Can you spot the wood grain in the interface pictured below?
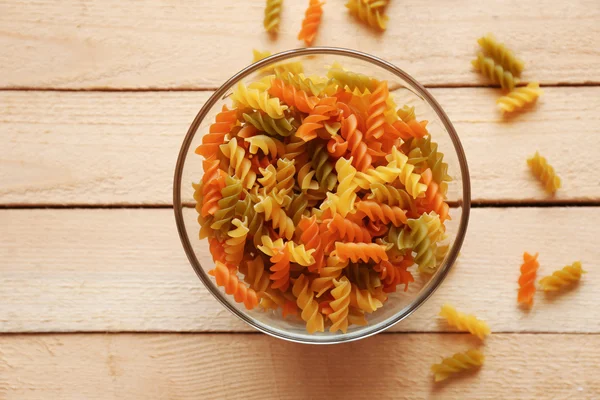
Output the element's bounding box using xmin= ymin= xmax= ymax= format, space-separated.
xmin=0 ymin=333 xmax=598 ymax=399
xmin=0 ymin=0 xmax=598 ymax=89
xmin=1 ymin=207 xmax=597 ymax=333
xmin=2 ymin=87 xmax=599 ymax=205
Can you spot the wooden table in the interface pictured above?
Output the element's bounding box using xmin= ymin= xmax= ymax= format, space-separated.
xmin=1 ymin=1 xmax=599 ymax=398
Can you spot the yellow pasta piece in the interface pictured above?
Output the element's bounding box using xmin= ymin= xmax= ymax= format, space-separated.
xmin=497 ymin=82 xmax=543 ymax=114
xmin=431 ymin=349 xmax=485 ymax=382
xmin=439 ymin=304 xmax=491 ymax=340
xmin=539 ymin=262 xmax=586 ymax=291
xmin=527 ymin=151 xmax=561 ymax=194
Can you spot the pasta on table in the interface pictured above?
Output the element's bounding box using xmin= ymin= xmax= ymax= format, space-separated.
xmin=193 ymin=62 xmax=454 ymax=334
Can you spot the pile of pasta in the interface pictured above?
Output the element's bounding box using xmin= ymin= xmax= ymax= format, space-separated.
xmin=193 ymin=63 xmax=452 ymax=334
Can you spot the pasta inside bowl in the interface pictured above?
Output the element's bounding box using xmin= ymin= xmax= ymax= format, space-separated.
xmin=174 ymin=47 xmax=470 ymax=344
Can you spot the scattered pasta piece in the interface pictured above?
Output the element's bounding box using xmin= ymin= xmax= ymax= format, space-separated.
xmin=471 ymin=52 xmax=519 ymax=90
xmin=439 ymin=304 xmax=491 ymax=340
xmin=497 ymin=82 xmax=543 ymax=114
xmin=298 ymin=0 xmax=324 ymax=46
xmin=346 ymin=0 xmax=388 ymax=31
xmin=539 ymin=262 xmax=586 ymax=292
xmin=527 ymin=151 xmax=561 ymax=194
xmin=264 ymin=0 xmax=283 ymax=33
xmin=431 ymin=349 xmax=485 ymax=382
xmin=477 ymin=33 xmax=524 ymax=77
xmin=517 ymin=252 xmax=539 ymax=307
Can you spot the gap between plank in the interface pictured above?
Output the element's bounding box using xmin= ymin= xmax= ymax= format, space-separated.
xmin=0 ymin=82 xmax=598 ymax=92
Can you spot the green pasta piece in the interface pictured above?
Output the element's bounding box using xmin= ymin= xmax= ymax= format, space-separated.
xmin=396 ymin=105 xmax=416 ymax=122
xmin=310 ymin=142 xmax=337 ymax=191
xmin=345 ymin=263 xmax=382 ymax=292
xmin=243 ymin=111 xmax=296 ymax=137
xmin=407 ymin=136 xmax=452 ymax=185
xmin=286 ymin=192 xmax=309 ymax=226
xmin=327 ymin=62 xmax=379 ymax=92
xmin=210 ymin=176 xmax=243 ymax=234
xmin=235 ymin=193 xmax=266 ymax=248
xmin=407 ymin=216 xmax=437 ymax=274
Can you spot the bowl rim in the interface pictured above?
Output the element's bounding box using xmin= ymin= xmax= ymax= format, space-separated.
xmin=173 ymin=46 xmax=471 ymax=344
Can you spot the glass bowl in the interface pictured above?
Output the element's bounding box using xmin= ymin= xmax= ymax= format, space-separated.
xmin=173 ymin=47 xmax=470 ymax=344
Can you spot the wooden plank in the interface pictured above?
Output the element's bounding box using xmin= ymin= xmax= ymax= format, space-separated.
xmin=1 ymin=207 xmax=597 ymax=333
xmin=0 ymin=0 xmax=598 ymax=89
xmin=1 ymin=87 xmax=599 ymax=205
xmin=0 ymin=333 xmax=598 ymax=399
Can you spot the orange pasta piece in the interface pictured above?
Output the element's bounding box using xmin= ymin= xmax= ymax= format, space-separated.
xmin=297 ymin=0 xmax=324 ymax=46
xmin=518 ymin=252 xmax=539 ymax=307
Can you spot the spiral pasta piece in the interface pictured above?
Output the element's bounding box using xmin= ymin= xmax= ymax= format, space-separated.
xmin=386 ymin=225 xmax=413 ymax=255
xmin=345 ymin=0 xmax=388 ymax=31
xmin=353 ymin=164 xmax=401 ymax=189
xmin=325 ymin=213 xmax=371 ymax=243
xmin=287 ymin=193 xmax=309 ymax=225
xmin=365 ymin=81 xmax=389 ymax=140
xmin=518 ymin=252 xmax=539 ymax=307
xmin=270 ymin=243 xmax=291 ymax=291
xmin=406 ymin=136 xmax=452 ymax=186
xmin=200 ymin=172 xmax=226 ymax=218
xmin=407 ymin=215 xmax=436 ymax=273
xmin=539 ymin=262 xmax=586 ymax=291
xmin=210 ymin=176 xmax=243 ymax=234
xmin=374 ymin=257 xmax=415 ymax=293
xmin=328 ymin=157 xmax=359 ymax=217
xmin=326 ymin=62 xmax=377 ymax=92
xmin=243 ymin=111 xmax=297 ymax=137
xmin=293 ymin=274 xmax=325 ymax=333
xmin=420 ymin=168 xmax=450 ymax=222
xmin=329 ymin=277 xmax=351 ymax=333
xmin=472 ymin=52 xmax=519 ymax=90
xmin=357 ymin=201 xmax=408 ymax=227
xmin=311 ymin=253 xmax=348 ymax=297
xmin=311 ymin=142 xmax=338 ymax=191
xmin=297 ymin=0 xmax=324 ymax=46
xmin=258 ymin=236 xmax=316 ymax=267
xmin=345 ymin=264 xmax=382 ymax=293
xmin=386 ymin=147 xmax=427 ymax=199
xmin=219 ymin=138 xmax=257 ymax=189
xmin=224 ymin=218 xmax=249 ymax=266
xmin=274 ymin=158 xmax=296 ymax=199
xmin=439 ymin=304 xmax=491 ymax=340
xmin=231 ymin=82 xmax=287 ymax=119
xmin=269 ymin=78 xmax=319 ymax=114
xmin=497 ymin=82 xmax=543 ymax=114
xmin=296 ymin=97 xmax=338 ymax=142
xmin=254 ymin=195 xmax=295 ymax=239
xmin=195 ymin=105 xmax=238 ymax=160
xmin=277 ymin=71 xmax=327 ymax=96
xmin=252 ymin=49 xmax=271 ymax=63
xmin=263 ymin=0 xmax=283 ymax=33
xmin=350 ymin=282 xmax=383 ymax=313
xmin=244 ymin=135 xmax=286 ymax=159
xmin=431 ymin=349 xmax=485 ymax=382
xmin=477 ymin=33 xmax=524 ymax=77
xmin=527 ymin=151 xmax=561 ymax=194
xmin=396 ymin=105 xmax=416 ymax=122
xmin=297 ymin=215 xmax=325 ymax=272
xmin=367 ymin=183 xmax=416 ymax=213
xmin=335 ymin=242 xmax=389 ymax=263
xmin=341 ymin=114 xmax=372 ymax=172
xmin=240 ymin=255 xmax=271 ymax=293
xmin=209 ymin=261 xmax=259 ymax=310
